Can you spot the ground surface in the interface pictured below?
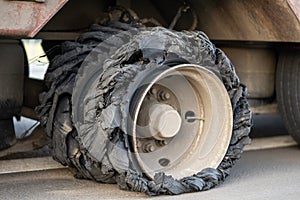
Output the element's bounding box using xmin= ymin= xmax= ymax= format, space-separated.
xmin=0 ymin=113 xmax=298 ymax=199
xmin=0 ymin=146 xmax=300 ymax=200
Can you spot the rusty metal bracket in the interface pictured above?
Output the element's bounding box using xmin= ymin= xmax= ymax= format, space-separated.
xmin=288 ymin=0 xmax=300 ymax=23
xmin=0 ymin=0 xmax=68 ymax=38
xmin=8 ymin=0 xmax=46 ymax=3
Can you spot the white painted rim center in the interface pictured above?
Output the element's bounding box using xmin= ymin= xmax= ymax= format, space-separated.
xmin=149 ymin=103 xmax=182 ymax=139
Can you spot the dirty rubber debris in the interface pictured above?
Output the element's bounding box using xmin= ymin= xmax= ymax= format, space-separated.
xmin=37 ymin=14 xmax=252 ymax=195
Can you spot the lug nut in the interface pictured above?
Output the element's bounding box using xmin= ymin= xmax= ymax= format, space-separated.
xmin=143 ymin=142 xmax=155 ymax=153
xmin=150 ymin=88 xmax=157 ymax=95
xmin=136 ymin=140 xmax=142 ymax=148
xmin=159 ymin=91 xmax=171 ymax=101
xmin=156 ymin=140 xmax=168 ymax=146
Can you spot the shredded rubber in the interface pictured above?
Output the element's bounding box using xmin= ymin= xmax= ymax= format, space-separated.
xmin=37 ymin=18 xmax=252 ymax=195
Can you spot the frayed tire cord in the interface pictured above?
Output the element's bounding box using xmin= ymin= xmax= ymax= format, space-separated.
xmin=37 ymin=22 xmax=252 ymax=195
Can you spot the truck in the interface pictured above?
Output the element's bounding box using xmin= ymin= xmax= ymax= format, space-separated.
xmin=0 ymin=0 xmax=299 ymax=195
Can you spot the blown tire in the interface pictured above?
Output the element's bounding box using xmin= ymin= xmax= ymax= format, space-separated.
xmin=38 ymin=23 xmax=252 ymax=195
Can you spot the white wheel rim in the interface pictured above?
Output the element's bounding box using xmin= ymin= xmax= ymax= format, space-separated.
xmin=131 ymin=64 xmax=233 ymax=179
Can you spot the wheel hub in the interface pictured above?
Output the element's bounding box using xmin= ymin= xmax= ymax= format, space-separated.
xmin=138 ymin=99 xmax=182 ymax=140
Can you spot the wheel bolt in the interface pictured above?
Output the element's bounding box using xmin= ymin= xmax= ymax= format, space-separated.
xmin=143 ymin=142 xmax=155 ymax=153
xmin=156 ymin=140 xmax=168 ymax=146
xmin=150 ymin=88 xmax=157 ymax=95
xmin=136 ymin=140 xmax=142 ymax=148
xmin=159 ymin=91 xmax=170 ymax=101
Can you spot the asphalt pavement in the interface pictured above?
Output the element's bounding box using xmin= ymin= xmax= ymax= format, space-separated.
xmin=1 ymin=146 xmax=300 ymax=200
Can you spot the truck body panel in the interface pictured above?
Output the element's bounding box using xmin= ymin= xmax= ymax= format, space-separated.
xmin=192 ymin=0 xmax=300 ymax=42
xmin=0 ymin=0 xmax=68 ymax=38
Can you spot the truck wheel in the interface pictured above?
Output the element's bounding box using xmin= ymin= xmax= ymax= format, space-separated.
xmin=0 ymin=119 xmax=16 ymax=150
xmin=37 ymin=23 xmax=252 ymax=195
xmin=0 ymin=41 xmax=25 ymax=150
xmin=276 ymin=51 xmax=300 ymax=145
